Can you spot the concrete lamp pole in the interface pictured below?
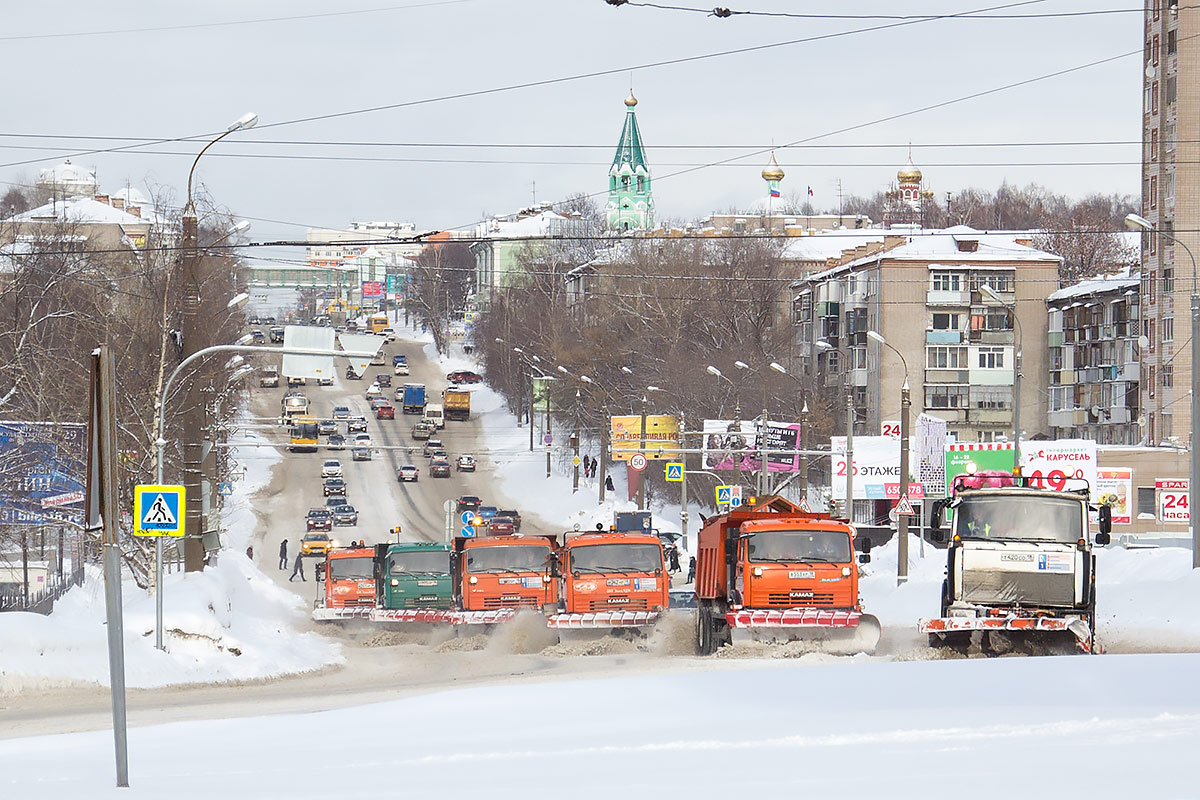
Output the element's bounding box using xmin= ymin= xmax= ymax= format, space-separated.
xmin=979 ymin=284 xmax=1023 ymax=474
xmin=769 ymin=360 xmax=809 ymax=497
xmin=815 ymin=340 xmax=852 ymax=516
xmin=707 ymin=365 xmax=746 ymax=493
xmin=1126 ymin=212 xmax=1200 ymax=569
xmin=867 ymin=330 xmax=911 ymax=585
xmin=179 ymin=112 xmax=257 ymax=575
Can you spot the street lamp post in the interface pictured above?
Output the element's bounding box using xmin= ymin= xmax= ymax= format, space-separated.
xmin=1126 ymin=212 xmax=1200 ymax=568
xmin=979 ymin=284 xmax=1023 ymax=473
xmin=867 ymin=330 xmax=912 ymax=585
xmin=707 ymin=365 xmax=747 ymax=493
xmin=179 ymin=112 xmax=257 ymax=574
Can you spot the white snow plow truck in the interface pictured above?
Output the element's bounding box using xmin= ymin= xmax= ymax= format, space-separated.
xmin=920 ymin=471 xmax=1111 ymax=655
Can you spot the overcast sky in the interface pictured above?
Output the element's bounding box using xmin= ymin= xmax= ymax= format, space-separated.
xmin=0 ymin=0 xmax=1139 ymax=241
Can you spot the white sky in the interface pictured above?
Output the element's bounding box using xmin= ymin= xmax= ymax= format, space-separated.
xmin=0 ymin=0 xmax=1140 ymax=239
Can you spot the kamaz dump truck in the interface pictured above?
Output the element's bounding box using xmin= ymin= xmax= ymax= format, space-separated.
xmin=694 ymin=496 xmax=878 ymax=655
xmin=452 ymin=532 xmax=558 ymax=625
xmin=547 ymin=529 xmax=669 ymax=634
xmin=370 ymin=542 xmax=456 ymax=624
xmin=312 ymin=546 xmax=376 ymax=621
xmin=443 ymin=389 xmax=471 ymax=422
xmin=920 ymin=471 xmax=1111 ymax=654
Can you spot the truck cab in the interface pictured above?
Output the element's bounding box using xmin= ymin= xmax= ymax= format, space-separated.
xmin=922 ymin=472 xmax=1110 ymax=653
xmin=374 ymin=542 xmax=454 ymax=614
xmin=312 ymin=547 xmax=376 ymax=620
xmin=453 ymin=533 xmax=558 ymax=617
xmin=549 ymin=530 xmax=668 ymax=632
xmin=694 ymin=496 xmax=878 ymax=655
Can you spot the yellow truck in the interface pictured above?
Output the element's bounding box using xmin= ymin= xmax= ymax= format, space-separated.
xmin=444 ymin=389 xmax=470 ymax=422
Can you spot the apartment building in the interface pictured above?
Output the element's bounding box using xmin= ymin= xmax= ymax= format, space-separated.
xmin=792 ymin=226 xmax=1060 ymax=442
xmin=1046 ymin=275 xmax=1142 ymax=444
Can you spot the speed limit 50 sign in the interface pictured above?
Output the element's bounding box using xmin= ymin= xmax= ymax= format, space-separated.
xmin=629 ymin=453 xmax=648 ymax=472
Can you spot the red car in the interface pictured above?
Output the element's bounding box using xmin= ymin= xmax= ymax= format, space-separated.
xmin=446 ymin=370 xmax=483 ymax=384
xmin=376 ymin=404 xmax=395 ymax=420
xmin=487 ymin=516 xmax=516 ymax=535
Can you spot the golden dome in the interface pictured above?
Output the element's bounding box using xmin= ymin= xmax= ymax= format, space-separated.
xmin=898 ymin=157 xmax=922 ymax=184
xmin=625 ymin=90 xmax=638 ymax=108
xmin=762 ymin=151 xmax=785 ymax=182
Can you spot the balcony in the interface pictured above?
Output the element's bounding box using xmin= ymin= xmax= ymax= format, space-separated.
xmin=926 ymin=330 xmax=962 ymax=345
xmin=816 ymin=301 xmax=840 ymax=317
xmin=972 ymin=409 xmax=1013 ymax=425
xmin=927 ymin=290 xmax=971 ymax=306
xmin=926 ymin=369 xmax=969 ymax=384
xmin=973 ymin=330 xmax=1015 ymax=346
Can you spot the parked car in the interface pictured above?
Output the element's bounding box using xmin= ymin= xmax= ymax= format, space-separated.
xmin=331 ymin=504 xmax=358 ymax=526
xmin=331 ymin=406 xmax=351 ymax=420
xmin=487 ymin=515 xmax=515 ymax=535
xmin=320 ymin=459 xmax=343 ymax=478
xmin=354 ymin=433 xmax=372 ymax=448
xmin=423 ymin=438 xmax=444 ymax=458
xmin=306 ymin=508 xmax=333 ymax=532
xmin=347 ymin=417 xmax=368 ymax=433
xmin=397 ymin=464 xmax=419 ymax=482
xmin=326 ymin=433 xmax=346 ymax=450
xmin=477 ymin=505 xmax=499 ymax=520
xmin=322 ymin=477 xmax=347 ymax=497
xmin=375 ymin=374 xmax=392 ymax=388
xmin=430 ymin=457 xmax=452 ymax=478
xmin=456 ymin=454 xmax=476 ymax=472
xmin=446 ymin=370 xmax=483 ymax=384
xmin=317 ymin=420 xmax=338 ymax=436
xmin=456 ymin=495 xmax=482 ymax=514
xmin=376 ymin=404 xmax=395 ymax=420
xmin=352 ymin=447 xmax=372 ymax=462
xmin=300 ymin=532 xmax=332 ymax=556
xmin=498 ymin=509 xmax=522 ymax=532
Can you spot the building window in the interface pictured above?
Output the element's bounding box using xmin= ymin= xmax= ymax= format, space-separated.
xmin=932 ymin=312 xmax=961 ymax=330
xmin=981 ymin=310 xmax=1013 ymax=331
xmin=1169 ymin=28 xmax=1177 ymax=54
xmin=970 ymin=272 xmax=1015 ymax=293
xmin=1149 ymin=365 xmax=1157 ymax=398
xmin=1153 ymin=34 xmax=1160 ymax=65
xmin=1151 ymin=128 xmax=1159 ymax=161
xmin=926 ymin=346 xmax=967 ymax=369
xmin=1165 ymin=75 xmax=1177 ymax=104
xmin=1149 ymin=270 xmax=1157 ymax=304
xmin=1163 ymin=268 xmax=1174 ymax=294
xmin=1166 ymin=119 xmax=1177 ymax=152
xmin=1153 ymin=0 xmax=1160 ymax=21
xmin=1137 ymin=487 xmax=1156 ymax=517
xmin=1163 ymin=316 xmax=1174 ymax=341
xmin=925 ymin=385 xmax=967 ymax=409
xmin=1150 ymin=175 xmax=1158 ymax=209
xmin=637 ymin=175 xmax=644 ymax=192
xmin=977 ymin=347 xmax=1005 ymax=369
xmin=1163 ymin=365 xmax=1174 ymax=387
xmin=622 ymin=175 xmax=630 ymax=189
xmin=1165 ymin=172 xmax=1175 ymax=203
xmin=972 ymin=386 xmax=1012 ymax=410
xmin=852 ymin=347 xmax=868 ymax=370
xmin=825 ymin=351 xmax=840 ymax=372
xmin=931 ymin=272 xmax=962 ymax=291
xmin=1152 ymin=81 xmax=1159 ymax=115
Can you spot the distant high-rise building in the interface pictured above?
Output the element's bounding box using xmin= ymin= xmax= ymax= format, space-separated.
xmin=605 ymin=91 xmax=654 ymax=231
xmin=1141 ymin=2 xmax=1193 ymax=446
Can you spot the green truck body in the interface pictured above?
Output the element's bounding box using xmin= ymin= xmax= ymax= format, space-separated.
xmin=374 ymin=542 xmax=454 ymax=610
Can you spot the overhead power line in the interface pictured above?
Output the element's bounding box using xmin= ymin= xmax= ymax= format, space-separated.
xmin=608 ymin=0 xmax=1192 ymax=22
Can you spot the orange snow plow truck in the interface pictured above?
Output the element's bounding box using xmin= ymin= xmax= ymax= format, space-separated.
xmin=547 ymin=528 xmax=669 ymax=632
xmin=694 ymin=496 xmax=879 ymax=655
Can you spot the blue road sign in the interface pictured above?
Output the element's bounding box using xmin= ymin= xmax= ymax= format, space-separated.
xmin=461 ymin=511 xmax=475 ymax=524
xmin=460 ymin=526 xmax=475 ymax=538
xmin=716 ymin=485 xmax=733 ymax=505
xmin=665 ymin=463 xmax=683 ymax=482
xmin=543 ymin=433 xmax=553 ymax=445
xmin=218 ymin=482 xmax=233 ymax=496
xmin=730 ymin=495 xmax=743 ymax=508
xmin=134 ymin=485 xmax=185 ymax=537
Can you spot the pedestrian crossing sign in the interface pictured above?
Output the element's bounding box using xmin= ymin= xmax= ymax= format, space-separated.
xmin=665 ymin=463 xmax=684 ymax=482
xmin=716 ymin=485 xmax=733 ymax=505
xmin=134 ymin=485 xmax=186 ymax=537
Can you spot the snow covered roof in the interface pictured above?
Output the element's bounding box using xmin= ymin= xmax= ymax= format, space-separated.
xmin=1047 ymin=272 xmax=1140 ymax=303
xmin=16 ymin=197 xmax=150 ymax=227
xmin=476 ymin=209 xmax=574 ymax=239
xmin=781 ymin=229 xmax=889 ymax=263
xmin=35 ymin=160 xmax=97 ymax=196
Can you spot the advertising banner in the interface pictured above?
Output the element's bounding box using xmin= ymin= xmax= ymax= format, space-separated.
xmin=0 ymin=422 xmax=87 ymax=526
xmin=757 ymin=421 xmax=803 ymax=474
xmin=532 ymin=376 xmax=557 ymax=414
xmin=702 ymin=419 xmax=756 ymax=471
xmin=1156 ymin=478 xmax=1190 ymax=523
xmin=831 ymin=435 xmax=920 ymax=500
xmin=944 ymin=443 xmax=1016 ymax=493
xmin=1019 ymin=439 xmax=1098 ymax=492
xmin=361 ymin=280 xmax=384 ymax=298
xmin=1095 ymin=468 xmax=1133 ymax=525
xmin=610 ymin=415 xmax=681 ymax=462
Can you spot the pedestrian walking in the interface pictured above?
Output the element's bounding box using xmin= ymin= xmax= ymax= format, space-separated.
xmin=582 ymin=454 xmax=591 ymax=477
xmin=686 ymin=556 xmax=696 ymax=584
xmin=591 ymin=456 xmax=598 ymax=478
xmin=278 ymin=539 xmax=288 ymax=570
xmin=289 ymin=552 xmax=306 ymax=582
xmin=245 ymin=545 xmax=254 ymax=560
xmin=668 ymin=545 xmax=681 ymax=574
xmin=605 ymin=474 xmax=615 ymax=492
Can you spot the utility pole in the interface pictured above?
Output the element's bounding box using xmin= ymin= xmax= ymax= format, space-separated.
xmin=598 ymin=404 xmax=610 ymax=505
xmin=844 ymin=383 xmax=855 ymax=521
xmin=897 ymin=381 xmax=911 ymax=585
xmin=544 ymin=380 xmax=552 ymax=479
xmin=758 ymin=408 xmax=768 ymax=496
xmin=528 ymin=367 xmax=535 ymax=453
xmin=180 ymin=212 xmax=205 ymax=572
xmin=571 ymin=390 xmax=580 ymax=493
xmin=637 ymin=395 xmax=648 ymax=510
xmin=799 ymin=401 xmax=809 ymax=502
xmin=679 ymin=411 xmax=688 ymax=543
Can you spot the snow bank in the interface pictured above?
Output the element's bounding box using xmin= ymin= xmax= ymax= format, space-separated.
xmin=0 ymin=429 xmax=343 ymax=693
xmin=4 ymin=652 xmax=1198 ymax=797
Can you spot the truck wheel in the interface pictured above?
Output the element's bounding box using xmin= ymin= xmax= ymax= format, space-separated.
xmin=696 ymin=602 xmax=713 ymax=656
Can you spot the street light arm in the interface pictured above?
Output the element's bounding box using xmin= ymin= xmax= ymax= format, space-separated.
xmin=186 ymin=128 xmax=239 ymax=214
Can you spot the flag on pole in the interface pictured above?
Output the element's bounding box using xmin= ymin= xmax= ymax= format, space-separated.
xmin=769 ymin=184 xmax=781 ymax=199
xmin=807 ymin=186 xmax=814 ymax=197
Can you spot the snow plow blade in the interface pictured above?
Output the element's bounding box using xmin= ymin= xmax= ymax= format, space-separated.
xmin=370 ymin=609 xmax=460 ymax=624
xmin=726 ymin=609 xmax=881 ymax=655
xmin=546 ymin=610 xmax=661 ymax=629
xmin=920 ymin=616 xmax=1093 ymax=653
xmin=312 ymin=607 xmax=373 ymax=621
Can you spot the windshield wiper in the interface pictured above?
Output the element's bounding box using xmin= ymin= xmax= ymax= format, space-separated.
xmin=574 ymin=565 xmax=637 ymax=574
xmin=752 ymin=556 xmax=837 ymax=564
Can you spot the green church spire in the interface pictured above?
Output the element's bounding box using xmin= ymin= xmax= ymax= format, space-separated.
xmin=605 ymin=90 xmax=654 ymax=231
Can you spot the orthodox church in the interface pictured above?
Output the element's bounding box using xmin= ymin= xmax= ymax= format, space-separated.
xmin=605 ymin=91 xmax=654 ymax=231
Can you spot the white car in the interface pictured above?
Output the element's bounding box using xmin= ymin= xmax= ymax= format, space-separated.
xmin=393 ymin=363 xmax=410 ymax=376
xmin=321 ymin=459 xmax=343 ymax=478
xmin=354 ymin=433 xmax=372 ymax=448
xmin=316 ymin=375 xmax=333 ymax=387
xmin=381 ymin=329 xmax=397 ymax=343
xmin=365 ymin=382 xmax=382 ymax=399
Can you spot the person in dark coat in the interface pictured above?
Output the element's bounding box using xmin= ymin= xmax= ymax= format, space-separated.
xmin=582 ymin=454 xmax=591 ymax=476
xmin=278 ymin=539 xmax=289 ymax=570
xmin=605 ymin=474 xmax=615 ymax=492
xmin=245 ymin=545 xmax=254 ymax=560
xmin=686 ymin=556 xmax=696 ymax=584
xmin=289 ymin=552 xmax=305 ymax=582
xmin=668 ymin=545 xmax=681 ymax=574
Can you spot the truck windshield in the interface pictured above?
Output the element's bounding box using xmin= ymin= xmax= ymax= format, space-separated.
xmin=466 ymin=545 xmax=549 ymax=573
xmin=746 ymin=530 xmax=851 ymax=563
xmin=388 ymin=550 xmax=449 ymax=575
xmin=570 ymin=543 xmax=661 ymax=573
xmin=954 ymin=495 xmax=1084 ymax=543
xmin=329 ymin=557 xmax=373 ymax=580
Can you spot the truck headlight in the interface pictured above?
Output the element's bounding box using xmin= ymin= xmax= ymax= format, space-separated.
xmin=752 ymin=567 xmax=763 ymax=577
xmin=542 ymin=575 xmax=551 ymax=583
xmin=842 ymin=567 xmax=851 ymax=577
xmin=469 ymin=576 xmax=478 ymax=585
xmin=390 ymin=578 xmax=399 ymax=587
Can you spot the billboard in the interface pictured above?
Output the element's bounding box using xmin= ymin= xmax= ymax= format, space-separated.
xmin=702 ymin=419 xmax=756 ymax=470
xmin=943 ymin=440 xmax=1099 ymax=495
xmin=0 ymin=422 xmax=87 ymax=526
xmin=831 ymin=435 xmax=921 ymax=500
xmin=532 ymin=376 xmax=557 ymax=414
xmin=944 ymin=443 xmax=1016 ymax=491
xmin=361 ymin=280 xmax=384 ymax=298
xmin=610 ymin=415 xmax=680 ymax=462
xmin=282 ymin=325 xmax=336 ymax=381
xmin=1096 ymin=468 xmax=1132 ymax=525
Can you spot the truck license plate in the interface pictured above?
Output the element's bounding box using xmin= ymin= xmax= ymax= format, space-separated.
xmin=789 ymin=571 xmax=815 ymax=579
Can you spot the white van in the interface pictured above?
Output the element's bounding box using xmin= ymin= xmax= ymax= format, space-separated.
xmin=423 ymin=403 xmax=445 ymax=429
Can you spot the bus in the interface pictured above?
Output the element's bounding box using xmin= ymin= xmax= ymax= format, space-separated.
xmin=289 ymin=416 xmax=320 ymax=453
xmin=368 ymin=314 xmax=389 ymax=334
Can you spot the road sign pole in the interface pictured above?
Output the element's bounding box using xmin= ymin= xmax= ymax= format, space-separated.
xmin=637 ymin=395 xmax=647 ymax=510
xmin=155 ymin=538 xmax=164 ymax=650
xmin=897 ymin=382 xmax=911 ymax=585
xmin=679 ymin=413 xmax=688 ymax=547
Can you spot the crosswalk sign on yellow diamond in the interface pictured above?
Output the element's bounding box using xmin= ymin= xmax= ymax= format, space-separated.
xmin=134 ymin=484 xmax=186 ymax=537
xmin=665 ymin=463 xmax=684 ymax=482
